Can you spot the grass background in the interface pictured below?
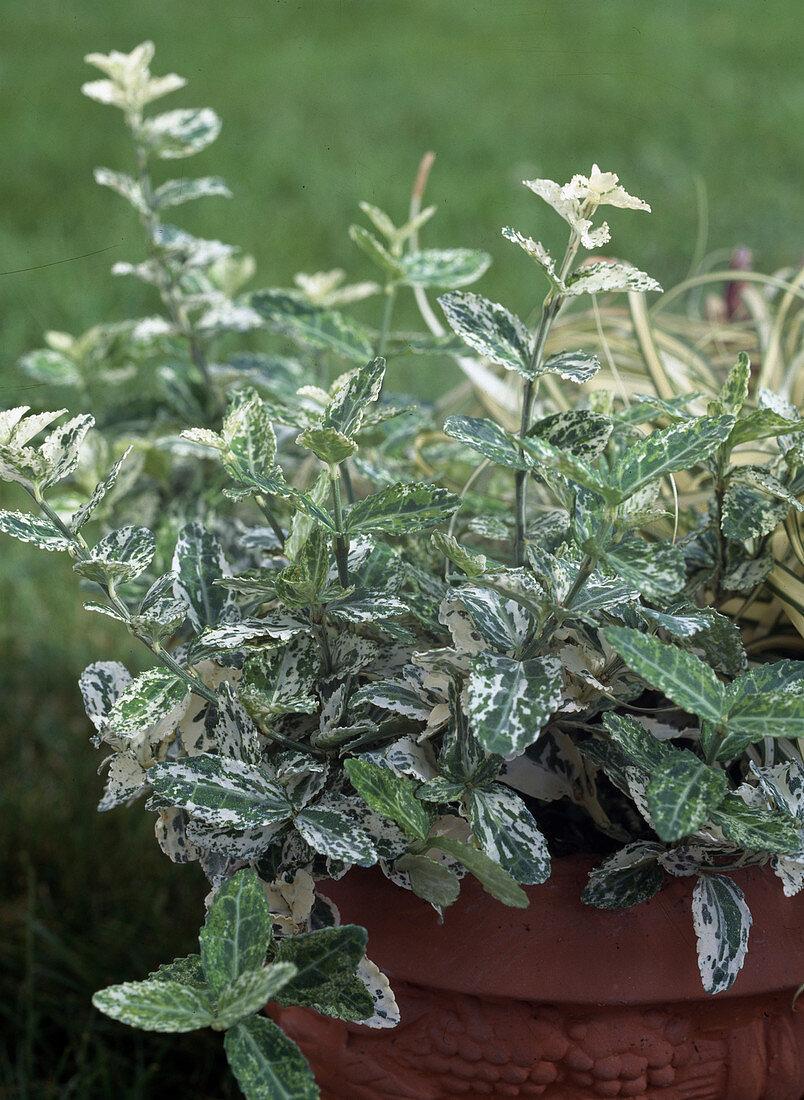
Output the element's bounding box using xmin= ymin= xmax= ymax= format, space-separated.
xmin=1 ymin=2 xmax=801 ymax=1095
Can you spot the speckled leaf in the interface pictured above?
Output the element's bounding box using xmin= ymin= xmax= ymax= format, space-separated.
xmin=604 ymin=626 xmax=726 ymax=723
xmin=139 ymin=107 xmax=221 ymax=159
xmin=294 ymin=808 xmax=377 ymax=866
xmin=431 ymin=531 xmax=487 ymax=577
xmin=443 ymin=414 xmax=529 ymax=470
xmin=224 ymin=1016 xmax=319 ymax=1100
xmin=717 ymin=353 xmax=751 ymax=415
xmin=74 ymin=524 xmax=155 ymax=585
xmin=641 ymin=606 xmax=746 ymax=677
xmin=717 ymin=693 xmax=804 ymax=759
xmin=646 ymin=751 xmax=727 ymax=842
xmin=351 ymin=681 xmax=430 ymax=720
xmin=752 ymin=759 xmax=804 ymax=820
xmin=344 ymin=758 xmax=434 ymax=840
xmin=92 ymin=979 xmax=215 ymax=1032
xmin=212 ymin=963 xmax=298 ymax=1031
xmin=80 ymin=661 xmax=132 ymax=731
xmin=602 ymin=538 xmax=685 ymax=601
xmin=528 ymin=410 xmax=611 ymax=457
xmin=353 ymin=957 xmax=399 ymax=1029
xmin=224 ymin=389 xmax=277 ymax=477
xmin=467 ymin=653 xmax=563 ymax=758
xmin=348 ymin=225 xmax=404 ymax=277
xmin=345 ymin=483 xmax=460 ymax=535
xmin=199 ymin=868 xmax=275 ymax=995
xmin=722 ymin=552 xmax=773 ymax=592
xmin=425 ymin=836 xmax=528 ymax=908
xmin=240 ymin=636 xmax=319 ymax=721
xmin=274 ymin=925 xmax=367 ymax=996
xmin=0 ymin=510 xmax=70 ymax=552
xmin=40 ymin=414 xmax=94 ymax=489
xmin=519 ymin=433 xmax=616 ymax=500
xmin=540 ymin=351 xmax=601 ymax=383
xmin=153 ymin=175 xmax=231 ymax=208
xmin=395 ymin=854 xmax=461 ymax=907
xmin=727 ymin=408 xmax=804 ymax=448
xmin=581 ymin=842 xmax=665 ymax=909
xmin=148 ymin=754 xmax=293 ymax=829
xmin=602 ymin=712 xmax=669 ymax=773
xmin=323 ymin=357 xmax=385 ymax=437
xmin=148 ymin=953 xmax=207 ymax=989
xmin=457 ymin=584 xmax=534 ymax=654
xmin=438 ymin=292 xmax=534 ymax=376
xmin=692 ymin=874 xmax=752 ymax=994
xmin=399 ymin=249 xmax=491 ymax=288
xmin=173 ymin=522 xmax=234 ymax=631
xmin=468 ymin=786 xmax=550 ymax=884
xmin=70 ymin=447 xmax=132 ymax=534
xmin=565 ymin=261 xmax=662 ymax=296
xmin=251 ymin=290 xmax=374 ymax=363
xmin=108 ymin=667 xmax=188 ymax=737
xmin=709 ymin=794 xmax=801 ymax=854
xmin=721 ymin=484 xmax=789 ymax=540
xmin=18 ymin=348 xmax=81 ymax=385
xmin=611 ymin=417 xmax=734 ymax=501
xmin=296 ymin=426 xmax=357 ymax=466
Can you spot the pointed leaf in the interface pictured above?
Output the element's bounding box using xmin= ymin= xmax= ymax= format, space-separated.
xmin=582 ymin=843 xmax=665 ymax=909
xmin=468 ymin=786 xmax=550 ymax=884
xmin=425 ymin=836 xmax=528 ymax=908
xmin=443 ymin=414 xmax=529 ymax=470
xmin=611 ymin=417 xmax=734 ymax=501
xmin=709 ymin=794 xmax=801 ymax=854
xmin=541 ymin=350 xmax=601 ymax=383
xmin=139 ymin=107 xmax=221 ymax=159
xmin=92 ymin=979 xmax=215 ymax=1033
xmin=646 ymin=751 xmax=727 ymax=841
xmin=200 ymin=868 xmax=275 ymax=995
xmin=438 ymin=292 xmax=534 ymax=376
xmin=467 ymin=653 xmax=563 ymax=758
xmin=252 ymin=291 xmax=374 ymax=363
xmin=602 ymin=538 xmax=685 ymax=601
xmin=294 ymin=808 xmax=377 ymax=866
xmin=345 ymin=482 xmax=460 ymax=535
xmin=394 ymin=854 xmax=460 ymax=907
xmin=173 ymin=522 xmax=233 ymax=631
xmin=0 ymin=510 xmax=70 ymax=552
xmin=399 ymin=249 xmax=491 ymax=288
xmin=148 ymin=754 xmax=293 ymax=830
xmin=212 ymin=964 xmax=298 ymax=1031
xmin=322 ymin=356 xmax=385 ymax=437
xmin=692 ymin=874 xmax=752 ymax=994
xmin=344 ymin=758 xmax=434 ymax=840
xmin=224 ymin=1016 xmax=319 ymax=1100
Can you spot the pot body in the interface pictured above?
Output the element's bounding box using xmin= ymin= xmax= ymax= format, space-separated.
xmin=271 ymin=858 xmax=804 ymax=1099
xmin=271 ymin=858 xmax=804 ymax=1100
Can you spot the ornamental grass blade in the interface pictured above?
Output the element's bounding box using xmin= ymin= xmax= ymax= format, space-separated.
xmin=199 ymin=868 xmax=274 ymax=995
xmin=224 ymin=1016 xmax=319 ymax=1100
xmin=604 ymin=626 xmax=726 ymax=723
xmin=467 ymin=653 xmax=563 ymax=758
xmin=692 ymin=875 xmax=752 ymax=994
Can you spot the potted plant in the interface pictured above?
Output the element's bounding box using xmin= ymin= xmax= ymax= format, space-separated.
xmin=3 ymin=43 xmax=804 ymax=1099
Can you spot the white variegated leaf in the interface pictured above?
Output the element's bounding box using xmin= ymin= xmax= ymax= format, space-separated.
xmin=692 ymin=874 xmax=752 ymax=994
xmin=468 ymin=786 xmax=550 ymax=884
xmin=467 ymin=653 xmax=563 ymax=758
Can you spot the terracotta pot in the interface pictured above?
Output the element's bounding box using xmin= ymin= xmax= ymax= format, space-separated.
xmin=270 ymin=857 xmax=804 ymax=1099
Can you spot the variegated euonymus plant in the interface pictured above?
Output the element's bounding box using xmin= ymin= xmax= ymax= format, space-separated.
xmin=5 ymin=40 xmax=804 ymax=1099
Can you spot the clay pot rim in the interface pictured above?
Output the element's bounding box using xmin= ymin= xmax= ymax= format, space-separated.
xmin=320 ymin=855 xmax=804 ymax=1005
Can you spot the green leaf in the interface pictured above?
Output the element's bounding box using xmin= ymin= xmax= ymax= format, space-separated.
xmin=17 ymin=348 xmax=81 ymax=385
xmin=0 ymin=510 xmax=70 ymax=552
xmin=70 ymin=447 xmax=133 ymax=535
xmin=723 ymin=484 xmax=790 ymax=541
xmin=717 ymin=353 xmax=751 ymax=415
xmin=467 ymin=653 xmax=563 ymax=758
xmin=322 ymin=357 xmax=386 ymax=437
xmin=173 ymin=522 xmax=233 ymax=631
xmin=348 ymin=225 xmax=405 ymax=277
xmin=73 ymin=524 xmax=156 ymax=585
xmin=199 ymin=868 xmax=275 ymax=996
xmin=709 ymin=794 xmax=801 ymax=855
xmin=443 ymin=414 xmax=529 ymax=470
xmin=108 ymin=667 xmax=188 ymax=737
xmin=431 ymin=531 xmax=487 ymax=577
xmin=425 ymin=836 xmax=528 ymax=908
xmin=456 ymin=584 xmax=534 ymax=653
xmin=602 ymin=537 xmax=685 ymax=601
xmin=252 ymin=291 xmax=374 ymax=364
xmin=438 ymin=292 xmax=533 ymax=376
xmin=212 ymin=963 xmax=298 ymax=1031
xmin=153 ymin=176 xmax=232 ymax=208
xmin=223 ymin=389 xmax=277 ymax=478
xmin=602 ymin=712 xmax=669 ymax=773
xmin=692 ymin=874 xmax=752 ymax=994
xmin=344 ymin=758 xmax=434 ymax=840
xmin=345 ymin=482 xmax=460 ymax=535
xmin=604 ymin=626 xmax=726 ymax=723
xmin=641 ymin=606 xmax=747 ymax=677
xmin=148 ymin=754 xmax=293 ymax=830
xmin=224 ymin=1016 xmax=319 ymax=1100
xmin=398 ymin=249 xmax=491 ymax=289
xmin=541 ymin=350 xmax=601 ymax=383
xmin=296 ymin=426 xmax=357 ymax=466
xmin=240 ymin=636 xmax=319 ymax=721
xmin=468 ymin=787 xmax=550 ymax=885
xmin=528 ymin=410 xmax=611 ymax=457
xmin=611 ymin=416 xmax=734 ymax=501
xmin=274 ymin=925 xmax=367 ymax=996
xmin=581 ymin=843 xmax=665 ymax=909
xmin=727 ymin=408 xmax=804 ymax=448
xmin=40 ymin=414 xmax=94 ymax=489
xmin=294 ymin=808 xmax=378 ymax=866
xmin=394 ymin=854 xmax=460 ymax=907
xmin=646 ymin=751 xmax=728 ymax=842
xmin=92 ymin=978 xmax=215 ymax=1033
xmin=139 ymin=107 xmax=221 ymax=159
xmin=519 ymin=433 xmax=617 ymax=501
xmin=148 ymin=954 xmax=207 ymax=989
xmin=723 ymin=691 xmax=804 ymax=747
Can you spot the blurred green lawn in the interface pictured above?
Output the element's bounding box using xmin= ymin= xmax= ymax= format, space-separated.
xmin=1 ymin=2 xmax=801 ymax=1095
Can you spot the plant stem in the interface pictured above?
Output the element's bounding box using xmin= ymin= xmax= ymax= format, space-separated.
xmin=29 ymin=490 xmax=217 ymax=704
xmin=329 ymin=470 xmax=350 ymax=588
xmin=342 ymin=462 xmax=356 ymax=505
xmin=521 ymin=550 xmax=598 ymax=659
xmin=253 ymin=493 xmax=285 ymax=546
